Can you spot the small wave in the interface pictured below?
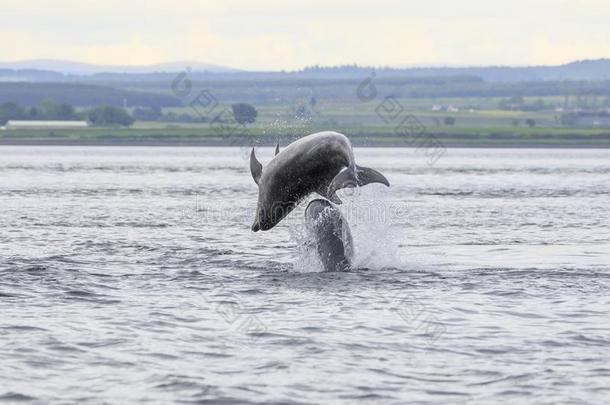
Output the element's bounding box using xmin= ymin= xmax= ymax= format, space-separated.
xmin=0 ymin=392 xmax=37 ymax=402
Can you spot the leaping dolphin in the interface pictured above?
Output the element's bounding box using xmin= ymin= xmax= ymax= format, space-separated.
xmin=250 ymin=131 xmax=389 ymax=232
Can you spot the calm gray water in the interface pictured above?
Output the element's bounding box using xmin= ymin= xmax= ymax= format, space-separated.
xmin=1 ymin=146 xmax=609 ymax=404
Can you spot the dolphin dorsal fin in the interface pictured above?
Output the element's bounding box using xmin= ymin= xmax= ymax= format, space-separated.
xmin=250 ymin=148 xmax=263 ymax=185
xmin=274 ymin=142 xmax=280 ymax=156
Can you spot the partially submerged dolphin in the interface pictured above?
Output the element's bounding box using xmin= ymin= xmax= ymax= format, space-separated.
xmin=305 ymin=199 xmax=353 ymax=272
xmin=250 ymin=131 xmax=389 ymax=231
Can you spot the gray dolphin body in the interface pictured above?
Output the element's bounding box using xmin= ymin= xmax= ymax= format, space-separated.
xmin=250 ymin=131 xmax=389 ymax=232
xmin=305 ymin=199 xmax=353 ymax=272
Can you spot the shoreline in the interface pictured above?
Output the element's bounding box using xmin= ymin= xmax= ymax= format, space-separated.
xmin=2 ymin=138 xmax=610 ymax=148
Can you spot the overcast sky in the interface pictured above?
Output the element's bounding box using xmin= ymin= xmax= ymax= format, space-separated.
xmin=2 ymin=0 xmax=609 ymax=70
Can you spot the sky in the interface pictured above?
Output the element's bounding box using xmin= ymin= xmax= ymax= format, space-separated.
xmin=2 ymin=0 xmax=610 ymax=70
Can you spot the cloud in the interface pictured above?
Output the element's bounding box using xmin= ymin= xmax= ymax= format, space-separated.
xmin=530 ymin=34 xmax=610 ymax=65
xmin=0 ymin=29 xmax=168 ymax=65
xmin=177 ymin=19 xmax=441 ymax=70
xmin=0 ymin=0 xmax=609 ymax=69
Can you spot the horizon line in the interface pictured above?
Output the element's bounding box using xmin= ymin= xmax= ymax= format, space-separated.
xmin=0 ymin=57 xmax=608 ymax=74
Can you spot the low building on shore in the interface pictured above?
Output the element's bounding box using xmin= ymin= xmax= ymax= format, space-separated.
xmin=2 ymin=120 xmax=89 ymax=130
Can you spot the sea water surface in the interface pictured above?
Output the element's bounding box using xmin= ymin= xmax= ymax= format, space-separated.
xmin=1 ymin=146 xmax=609 ymax=404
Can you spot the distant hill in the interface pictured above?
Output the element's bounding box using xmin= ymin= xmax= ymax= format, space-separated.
xmin=1 ymin=58 xmax=610 ymax=82
xmin=388 ymin=59 xmax=610 ymax=82
xmin=0 ymin=59 xmax=240 ymax=75
xmin=2 ymin=59 xmax=610 ymax=108
xmin=296 ymin=59 xmax=610 ymax=82
xmin=0 ymin=69 xmax=65 ymax=82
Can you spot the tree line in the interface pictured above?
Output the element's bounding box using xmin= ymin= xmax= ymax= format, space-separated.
xmin=132 ymin=103 xmax=258 ymax=125
xmin=0 ymin=82 xmax=181 ymax=108
xmin=1 ymin=100 xmax=259 ymax=127
xmin=3 ymin=76 xmax=610 ymax=109
xmin=0 ymin=99 xmax=134 ymax=126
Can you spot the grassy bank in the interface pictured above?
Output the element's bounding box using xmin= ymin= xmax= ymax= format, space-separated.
xmin=1 ymin=125 xmax=610 ymax=147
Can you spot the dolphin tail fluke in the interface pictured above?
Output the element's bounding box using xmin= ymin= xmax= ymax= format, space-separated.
xmin=327 ymin=165 xmax=390 ymax=202
xmin=355 ymin=165 xmax=390 ymax=188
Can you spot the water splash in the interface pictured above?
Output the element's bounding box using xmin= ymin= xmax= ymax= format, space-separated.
xmin=288 ymin=186 xmax=402 ymax=272
xmin=340 ymin=186 xmax=403 ymax=270
xmin=288 ymin=202 xmax=325 ymax=273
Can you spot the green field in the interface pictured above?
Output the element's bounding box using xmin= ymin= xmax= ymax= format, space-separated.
xmin=3 ymin=94 xmax=610 ymax=147
xmin=2 ymin=123 xmax=610 ymax=147
xmin=159 ymin=97 xmax=584 ymax=130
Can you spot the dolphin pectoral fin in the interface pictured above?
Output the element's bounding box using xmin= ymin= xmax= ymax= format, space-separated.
xmin=355 ymin=165 xmax=390 ymax=188
xmin=250 ymin=148 xmax=262 ymax=185
xmin=274 ymin=143 xmax=280 ymax=156
xmin=316 ymin=186 xmax=343 ymax=204
xmin=327 ymin=167 xmax=357 ymax=201
xmin=327 ymin=192 xmax=342 ymax=204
